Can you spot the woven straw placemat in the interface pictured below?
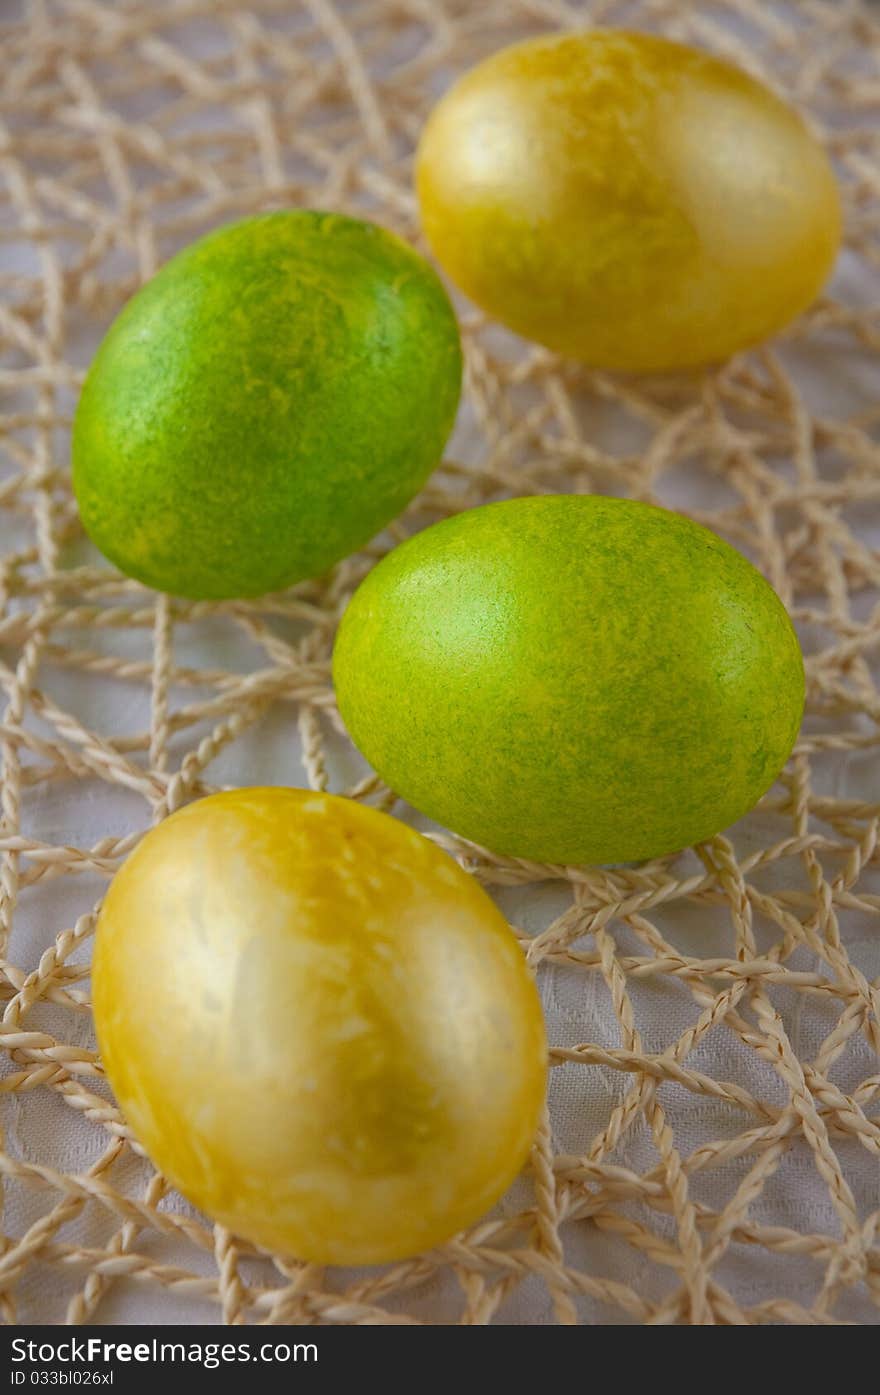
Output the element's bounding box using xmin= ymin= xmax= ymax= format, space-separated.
xmin=1 ymin=0 xmax=879 ymax=1326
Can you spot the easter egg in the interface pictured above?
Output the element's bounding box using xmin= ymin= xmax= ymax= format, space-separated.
xmin=416 ymin=30 xmax=840 ymax=372
xmin=92 ymin=788 xmax=546 ymax=1264
xmin=333 ymin=496 xmax=804 ymax=865
xmin=73 ymin=211 xmax=462 ymax=599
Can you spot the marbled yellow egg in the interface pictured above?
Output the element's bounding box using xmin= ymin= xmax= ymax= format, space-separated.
xmin=416 ymin=30 xmax=840 ymax=371
xmin=92 ymin=788 xmax=546 ymax=1264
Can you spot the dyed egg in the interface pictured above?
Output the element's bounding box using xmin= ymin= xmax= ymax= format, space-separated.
xmin=73 ymin=211 xmax=462 ymax=599
xmin=416 ymin=30 xmax=840 ymax=371
xmin=333 ymin=496 xmax=805 ymax=865
xmin=92 ymin=788 xmax=546 ymax=1264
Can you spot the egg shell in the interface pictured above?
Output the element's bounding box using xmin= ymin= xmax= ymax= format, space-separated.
xmin=92 ymin=788 xmax=547 ymax=1264
xmin=416 ymin=29 xmax=840 ymax=371
xmin=73 ymin=211 xmax=462 ymax=599
xmin=333 ymin=495 xmax=805 ymax=865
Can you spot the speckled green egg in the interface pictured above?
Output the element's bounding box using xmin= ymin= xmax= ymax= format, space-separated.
xmin=72 ymin=211 xmax=462 ymax=599
xmin=333 ymin=496 xmax=805 ymax=865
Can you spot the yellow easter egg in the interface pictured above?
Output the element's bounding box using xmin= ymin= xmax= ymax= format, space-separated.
xmin=92 ymin=788 xmax=546 ymax=1264
xmin=416 ymin=30 xmax=840 ymax=371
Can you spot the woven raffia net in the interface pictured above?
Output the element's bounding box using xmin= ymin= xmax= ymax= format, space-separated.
xmin=1 ymin=0 xmax=879 ymax=1327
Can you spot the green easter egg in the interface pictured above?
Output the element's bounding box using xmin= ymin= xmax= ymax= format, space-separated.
xmin=72 ymin=211 xmax=462 ymax=599
xmin=333 ymin=495 xmax=805 ymax=865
